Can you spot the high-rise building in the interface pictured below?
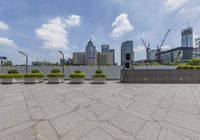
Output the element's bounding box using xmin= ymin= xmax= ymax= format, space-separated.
xmin=101 ymin=44 xmax=109 ymax=53
xmin=85 ymin=39 xmax=97 ymax=65
xmin=72 ymin=52 xmax=86 ymax=65
xmin=149 ymin=50 xmax=157 ymax=61
xmin=109 ymin=49 xmax=115 ymax=64
xmin=121 ymin=40 xmax=134 ymax=69
xmin=195 ymin=37 xmax=200 ymax=48
xmin=98 ymin=52 xmax=113 ymax=66
xmin=181 ymin=27 xmax=193 ymax=47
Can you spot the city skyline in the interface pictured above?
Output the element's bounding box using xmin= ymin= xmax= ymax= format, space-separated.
xmin=0 ymin=0 xmax=200 ymax=64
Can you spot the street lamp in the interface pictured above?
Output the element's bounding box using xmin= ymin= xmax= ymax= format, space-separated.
xmin=19 ymin=51 xmax=28 ymax=73
xmin=59 ymin=51 xmax=64 ymax=74
xmin=98 ymin=52 xmax=100 ymax=70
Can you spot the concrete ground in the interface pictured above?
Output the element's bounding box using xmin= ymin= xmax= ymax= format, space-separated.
xmin=0 ymin=81 xmax=200 ymax=140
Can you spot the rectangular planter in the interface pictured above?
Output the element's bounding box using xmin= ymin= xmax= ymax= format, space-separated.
xmin=1 ymin=78 xmax=23 ymax=84
xmin=70 ymin=78 xmax=84 ymax=84
xmin=23 ymin=78 xmax=43 ymax=84
xmin=121 ymin=69 xmax=200 ymax=83
xmin=93 ymin=77 xmax=105 ymax=84
xmin=48 ymin=77 xmax=64 ymax=84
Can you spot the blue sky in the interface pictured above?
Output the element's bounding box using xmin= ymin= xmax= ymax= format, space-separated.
xmin=0 ymin=0 xmax=200 ymax=64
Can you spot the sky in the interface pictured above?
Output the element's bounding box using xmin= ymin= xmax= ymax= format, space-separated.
xmin=0 ymin=0 xmax=200 ymax=64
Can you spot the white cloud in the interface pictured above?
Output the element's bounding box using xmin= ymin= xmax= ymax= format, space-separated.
xmin=35 ymin=15 xmax=81 ymax=50
xmin=0 ymin=37 xmax=17 ymax=48
xmin=0 ymin=21 xmax=9 ymax=31
xmin=162 ymin=45 xmax=171 ymax=50
xmin=134 ymin=46 xmax=145 ymax=52
xmin=166 ymin=0 xmax=188 ymax=10
xmin=111 ymin=13 xmax=133 ymax=38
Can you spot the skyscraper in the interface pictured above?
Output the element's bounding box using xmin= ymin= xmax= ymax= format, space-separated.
xmin=121 ymin=40 xmax=134 ymax=69
xmin=101 ymin=44 xmax=109 ymax=53
xmin=181 ymin=27 xmax=193 ymax=47
xmin=195 ymin=37 xmax=200 ymax=48
xmin=109 ymin=49 xmax=115 ymax=64
xmin=85 ymin=39 xmax=97 ymax=65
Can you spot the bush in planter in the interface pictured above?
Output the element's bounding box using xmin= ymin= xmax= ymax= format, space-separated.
xmin=31 ymin=69 xmax=40 ymax=73
xmin=24 ymin=73 xmax=45 ymax=78
xmin=69 ymin=70 xmax=85 ymax=78
xmin=195 ymin=66 xmax=200 ymax=69
xmin=0 ymin=74 xmax=23 ymax=78
xmin=47 ymin=73 xmax=65 ymax=77
xmin=51 ymin=69 xmax=61 ymax=73
xmin=8 ymin=69 xmax=18 ymax=74
xmin=92 ymin=70 xmax=106 ymax=78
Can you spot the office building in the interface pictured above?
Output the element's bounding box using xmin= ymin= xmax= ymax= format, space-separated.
xmin=85 ymin=39 xmax=97 ymax=65
xmin=149 ymin=50 xmax=157 ymax=61
xmin=121 ymin=40 xmax=134 ymax=69
xmin=101 ymin=44 xmax=109 ymax=53
xmin=195 ymin=38 xmax=200 ymax=48
xmin=72 ymin=52 xmax=86 ymax=65
xmin=160 ymin=47 xmax=193 ymax=63
xmin=60 ymin=58 xmax=67 ymax=65
xmin=0 ymin=56 xmax=7 ymax=66
xmin=98 ymin=52 xmax=113 ymax=66
xmin=181 ymin=27 xmax=193 ymax=47
xmin=109 ymin=49 xmax=115 ymax=64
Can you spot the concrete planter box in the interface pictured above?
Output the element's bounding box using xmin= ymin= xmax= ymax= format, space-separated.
xmin=1 ymin=78 xmax=22 ymax=84
xmin=70 ymin=78 xmax=84 ymax=84
xmin=48 ymin=77 xmax=64 ymax=84
xmin=121 ymin=69 xmax=200 ymax=83
xmin=23 ymin=78 xmax=43 ymax=84
xmin=93 ymin=77 xmax=106 ymax=84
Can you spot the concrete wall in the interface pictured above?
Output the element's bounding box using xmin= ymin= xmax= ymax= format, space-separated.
xmin=133 ymin=66 xmax=177 ymax=70
xmin=0 ymin=66 xmax=121 ymax=80
xmin=121 ymin=69 xmax=200 ymax=83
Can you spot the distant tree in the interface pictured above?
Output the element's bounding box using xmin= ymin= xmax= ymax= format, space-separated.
xmin=2 ymin=61 xmax=13 ymax=66
xmin=186 ymin=58 xmax=200 ymax=66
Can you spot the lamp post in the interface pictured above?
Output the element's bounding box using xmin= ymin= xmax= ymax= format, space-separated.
xmin=98 ymin=52 xmax=100 ymax=70
xmin=19 ymin=51 xmax=28 ymax=73
xmin=59 ymin=51 xmax=64 ymax=74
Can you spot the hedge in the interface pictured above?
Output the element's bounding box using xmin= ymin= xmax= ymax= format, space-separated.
xmin=24 ymin=73 xmax=45 ymax=78
xmin=8 ymin=69 xmax=18 ymax=74
xmin=69 ymin=71 xmax=85 ymax=78
xmin=51 ymin=69 xmax=61 ymax=73
xmin=0 ymin=74 xmax=23 ymax=78
xmin=47 ymin=73 xmax=65 ymax=77
xmin=31 ymin=69 xmax=40 ymax=73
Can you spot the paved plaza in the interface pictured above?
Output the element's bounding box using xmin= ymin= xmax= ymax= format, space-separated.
xmin=0 ymin=81 xmax=200 ymax=139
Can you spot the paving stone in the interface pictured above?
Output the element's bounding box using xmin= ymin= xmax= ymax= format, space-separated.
xmin=29 ymin=107 xmax=44 ymax=120
xmin=87 ymin=103 xmax=111 ymax=116
xmin=51 ymin=112 xmax=87 ymax=135
xmin=80 ymin=128 xmax=114 ymax=140
xmin=99 ymin=122 xmax=135 ymax=140
xmin=158 ymin=129 xmax=192 ymax=140
xmin=136 ymin=122 xmax=161 ymax=140
xmin=109 ymin=112 xmax=145 ymax=136
xmin=151 ymin=108 xmax=167 ymax=121
xmin=27 ymin=99 xmax=38 ymax=108
xmin=0 ymin=128 xmax=36 ymax=140
xmin=34 ymin=121 xmax=58 ymax=140
xmin=77 ymin=108 xmax=97 ymax=121
xmin=42 ymin=102 xmax=74 ymax=119
xmin=35 ymin=95 xmax=60 ymax=106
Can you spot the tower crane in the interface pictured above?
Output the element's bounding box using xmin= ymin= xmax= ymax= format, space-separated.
xmin=156 ymin=29 xmax=170 ymax=63
xmin=141 ymin=38 xmax=150 ymax=61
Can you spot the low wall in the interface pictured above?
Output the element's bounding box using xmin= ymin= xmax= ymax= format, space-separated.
xmin=0 ymin=66 xmax=121 ymax=80
xmin=121 ymin=69 xmax=200 ymax=83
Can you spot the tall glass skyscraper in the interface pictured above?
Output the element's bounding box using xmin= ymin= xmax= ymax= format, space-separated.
xmin=101 ymin=44 xmax=109 ymax=53
xmin=181 ymin=27 xmax=193 ymax=47
xmin=121 ymin=40 xmax=134 ymax=69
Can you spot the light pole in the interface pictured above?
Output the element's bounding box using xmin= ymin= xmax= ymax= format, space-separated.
xmin=19 ymin=51 xmax=28 ymax=73
xmin=59 ymin=51 xmax=64 ymax=74
xmin=98 ymin=52 xmax=100 ymax=70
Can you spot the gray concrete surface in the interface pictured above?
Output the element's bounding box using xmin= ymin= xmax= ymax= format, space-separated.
xmin=0 ymin=82 xmax=200 ymax=139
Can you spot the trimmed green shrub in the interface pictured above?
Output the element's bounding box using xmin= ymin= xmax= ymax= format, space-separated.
xmin=176 ymin=66 xmax=183 ymax=69
xmin=51 ymin=69 xmax=61 ymax=73
xmin=188 ymin=66 xmax=195 ymax=69
xmin=8 ymin=69 xmax=18 ymax=74
xmin=69 ymin=71 xmax=85 ymax=78
xmin=24 ymin=73 xmax=45 ymax=78
xmin=74 ymin=70 xmax=82 ymax=73
xmin=0 ymin=74 xmax=23 ymax=78
xmin=93 ymin=70 xmax=106 ymax=78
xmin=195 ymin=66 xmax=200 ymax=69
xmin=31 ymin=69 xmax=40 ymax=73
xmin=47 ymin=73 xmax=65 ymax=77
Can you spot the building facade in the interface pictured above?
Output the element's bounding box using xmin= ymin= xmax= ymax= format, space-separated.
xmin=109 ymin=49 xmax=115 ymax=65
xmin=121 ymin=40 xmax=134 ymax=69
xmin=98 ymin=52 xmax=113 ymax=66
xmin=149 ymin=50 xmax=157 ymax=61
xmin=195 ymin=37 xmax=200 ymax=48
xmin=181 ymin=27 xmax=193 ymax=47
xmin=101 ymin=44 xmax=109 ymax=53
xmin=72 ymin=52 xmax=86 ymax=65
xmin=160 ymin=47 xmax=193 ymax=63
xmin=85 ymin=39 xmax=97 ymax=65
xmin=0 ymin=56 xmax=7 ymax=66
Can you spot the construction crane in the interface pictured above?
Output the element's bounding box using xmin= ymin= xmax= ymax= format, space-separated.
xmin=156 ymin=29 xmax=170 ymax=63
xmin=141 ymin=38 xmax=150 ymax=61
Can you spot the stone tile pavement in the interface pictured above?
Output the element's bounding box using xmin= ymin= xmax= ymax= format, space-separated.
xmin=0 ymin=81 xmax=200 ymax=139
